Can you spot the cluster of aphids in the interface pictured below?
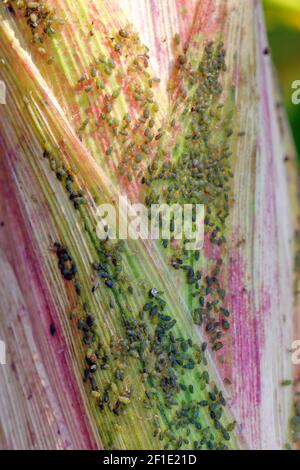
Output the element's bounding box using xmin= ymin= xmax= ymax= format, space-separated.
xmin=119 ymin=289 xmax=235 ymax=449
xmin=76 ymin=26 xmax=163 ymax=183
xmin=92 ymin=261 xmax=116 ymax=290
xmin=77 ymin=301 xmax=135 ymax=417
xmin=34 ymin=19 xmax=236 ymax=446
xmin=54 ymin=242 xmax=77 ymax=281
xmin=63 ymin=237 xmax=234 ymax=450
xmin=53 ymin=239 xmax=235 ymax=450
xmin=9 ymin=0 xmax=64 ymax=50
xmin=47 ymin=160 xmax=235 ymax=447
xmin=43 ymin=146 xmax=87 ymax=210
xmin=52 ymin=238 xmax=134 ymax=419
xmin=51 ymin=232 xmax=235 ymax=447
xmin=81 ymin=328 xmax=133 ymax=416
xmin=140 ymin=40 xmax=233 ymax=357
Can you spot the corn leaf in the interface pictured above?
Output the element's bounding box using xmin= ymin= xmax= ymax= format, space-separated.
xmin=0 ymin=0 xmax=299 ymax=450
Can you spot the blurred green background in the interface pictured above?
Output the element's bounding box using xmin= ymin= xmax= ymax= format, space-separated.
xmin=263 ymin=0 xmax=300 ymax=161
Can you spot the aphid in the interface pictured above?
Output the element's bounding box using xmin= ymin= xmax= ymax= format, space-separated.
xmin=88 ymin=68 xmax=97 ymax=81
xmin=202 ymin=370 xmax=210 ymax=384
xmin=85 ymin=85 xmax=93 ymax=93
xmin=74 ymin=279 xmax=81 ymax=296
xmin=148 ymin=117 xmax=155 ymax=128
xmin=104 ymin=64 xmax=113 ymax=75
xmin=178 ymin=54 xmax=187 ymax=66
xmin=110 ymin=382 xmax=118 ymax=394
xmin=222 ymin=430 xmax=231 ymax=441
xmin=199 ymin=400 xmax=208 ymax=407
xmin=114 ymin=42 xmax=122 ymax=52
xmin=143 ymin=107 xmax=150 ymax=119
xmin=222 ymin=319 xmax=230 ymax=330
xmin=107 ymin=58 xmax=116 ymax=69
xmin=135 ymin=153 xmax=142 ymax=163
xmin=86 ymin=313 xmax=95 ymax=327
xmin=119 ymin=29 xmax=129 ymax=38
xmin=95 ymin=78 xmax=104 ymax=90
xmin=112 ymin=88 xmax=120 ymax=99
xmin=119 ymin=396 xmax=130 ymax=405
xmin=227 ymin=421 xmax=237 ymax=432
xmin=177 ymin=339 xmax=187 ymax=354
xmin=213 ymin=342 xmax=223 ymax=351
xmin=220 ymin=307 xmax=230 ymax=317
xmin=123 ymin=113 xmax=131 ymax=124
xmin=50 ymin=159 xmax=57 ymax=172
xmin=77 ymin=319 xmax=87 ymax=332
xmin=115 ymin=369 xmax=123 ymax=381
xmin=78 ymin=75 xmax=86 ymax=84
xmin=90 ymin=376 xmax=98 ymax=391
xmin=105 ymin=279 xmax=114 ymax=288
xmin=80 ymin=118 xmax=90 ymax=130
xmin=177 ymin=436 xmax=183 ymax=448
xmin=86 ymin=349 xmax=94 ymax=361
xmin=105 ymin=146 xmax=113 ymax=156
xmin=83 ymin=368 xmax=89 ymax=382
xmin=73 ymin=196 xmax=86 ymax=210
xmin=281 ymin=380 xmax=292 ymax=386
xmin=50 ymin=323 xmax=56 ymax=336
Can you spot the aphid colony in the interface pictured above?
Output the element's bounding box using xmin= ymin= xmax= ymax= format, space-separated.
xmin=51 ymin=217 xmax=235 ymax=449
xmin=77 ymin=252 xmax=235 ymax=449
xmin=74 ymin=27 xmax=163 ymax=183
xmin=12 ymin=4 xmax=238 ymax=447
xmin=141 ymin=41 xmax=233 ymax=355
xmin=47 ymin=143 xmax=235 ymax=449
xmin=139 ymin=292 xmax=235 ymax=448
xmin=43 ymin=146 xmax=87 ymax=210
xmin=9 ymin=0 xmax=64 ymax=48
xmin=38 ymin=25 xmax=236 ymax=447
xmin=54 ymin=242 xmax=77 ymax=281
